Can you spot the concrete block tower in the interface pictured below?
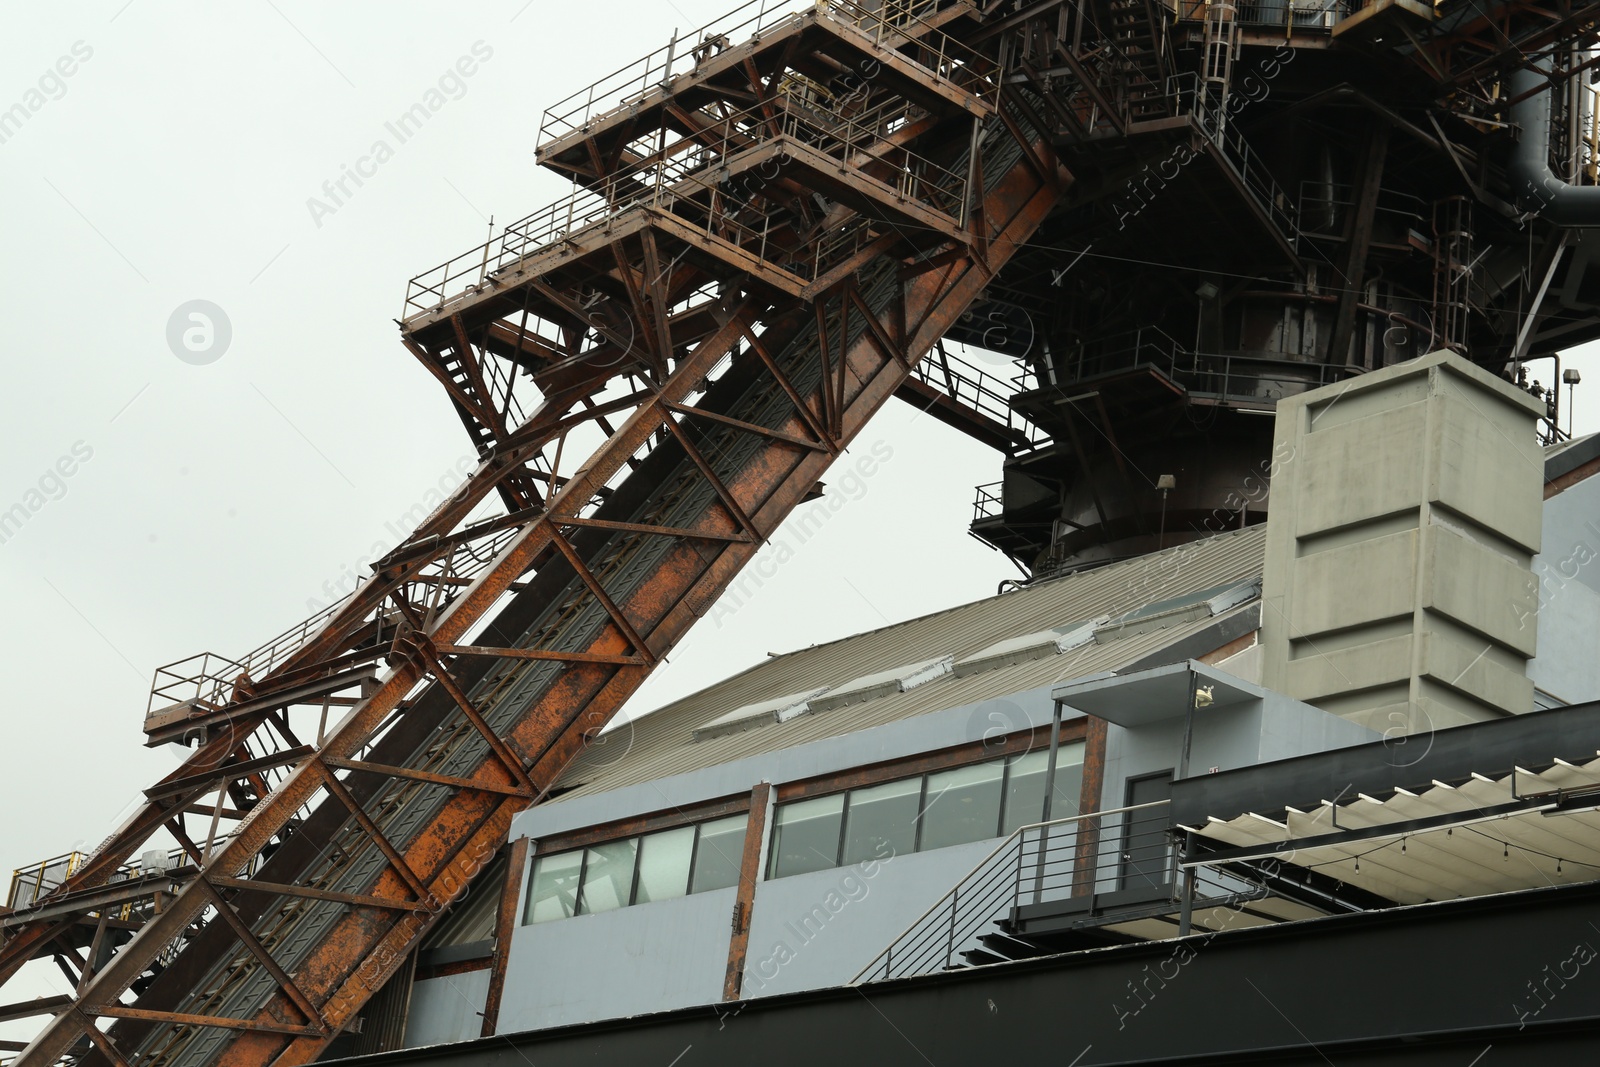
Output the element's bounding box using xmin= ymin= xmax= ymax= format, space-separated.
xmin=1261 ymin=351 xmax=1546 ymax=733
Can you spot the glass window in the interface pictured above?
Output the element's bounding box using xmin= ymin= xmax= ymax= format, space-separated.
xmin=1001 ymin=742 xmax=1086 ymax=835
xmin=1049 ymin=741 xmax=1086 ymax=821
xmin=690 ymin=815 xmax=748 ymax=893
xmin=768 ymin=793 xmax=845 ymax=878
xmin=523 ymin=849 xmax=582 ymax=925
xmin=919 ymin=761 xmax=1004 ymax=851
xmin=576 ymin=838 xmax=637 ymax=915
xmin=634 ymin=825 xmax=695 ymax=905
xmin=1001 ymin=750 xmax=1049 ymax=835
xmin=842 ymin=778 xmax=921 ymax=864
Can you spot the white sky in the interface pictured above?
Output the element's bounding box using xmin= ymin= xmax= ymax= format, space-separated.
xmin=1 ymin=0 xmax=1598 ymax=1027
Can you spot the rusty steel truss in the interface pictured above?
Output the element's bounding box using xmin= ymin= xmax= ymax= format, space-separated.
xmin=5 ymin=1 xmax=1600 ymax=1065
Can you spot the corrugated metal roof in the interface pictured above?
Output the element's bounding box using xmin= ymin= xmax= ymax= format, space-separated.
xmin=550 ymin=526 xmax=1268 ymax=801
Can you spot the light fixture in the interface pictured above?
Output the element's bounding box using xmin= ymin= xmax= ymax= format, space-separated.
xmin=1195 ymin=282 xmax=1220 ymax=301
xmin=1565 ymin=367 xmax=1582 ymax=436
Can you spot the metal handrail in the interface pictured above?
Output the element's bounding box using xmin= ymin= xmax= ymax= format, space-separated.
xmin=406 ymin=88 xmax=968 ymax=322
xmin=914 ymin=346 xmax=1047 ymax=446
xmin=1165 ymin=73 xmax=1299 ymax=249
xmin=973 ymin=480 xmax=1004 ymax=522
xmin=1043 ymin=325 xmax=1347 ymax=404
xmin=1174 ymin=0 xmax=1348 ymax=27
xmin=852 ymin=800 xmax=1172 ymax=984
xmin=7 ymin=846 xmax=193 ymax=916
xmin=536 ymin=0 xmax=990 ymax=150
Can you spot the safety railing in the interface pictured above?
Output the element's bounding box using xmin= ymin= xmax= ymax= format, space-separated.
xmin=913 ymin=345 xmax=1046 ymax=448
xmin=973 ymin=480 xmax=1004 ymax=522
xmin=855 ymin=802 xmax=1176 ymax=982
xmin=8 ymin=846 xmax=192 ymax=917
xmin=406 ymin=89 xmax=966 ymax=321
xmin=536 ymin=0 xmax=989 ymax=149
xmin=1174 ymin=0 xmax=1348 ymax=27
xmin=148 ymin=652 xmax=250 ymax=715
xmin=1185 ymin=350 xmax=1347 ymax=402
xmin=149 ymin=516 xmax=526 ymax=722
xmin=855 ymin=800 xmax=1268 ymax=982
xmin=147 ymin=596 xmax=346 ymax=716
xmin=1166 ymin=74 xmax=1299 ymax=250
xmin=1048 ymin=326 xmax=1349 ymax=403
xmin=1063 ymin=325 xmax=1187 ymax=383
xmin=1294 ymin=179 xmax=1424 ymax=241
xmin=8 ymin=851 xmax=85 ymax=910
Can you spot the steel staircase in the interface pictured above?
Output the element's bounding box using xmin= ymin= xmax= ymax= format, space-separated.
xmin=1108 ymin=0 xmax=1172 ymax=121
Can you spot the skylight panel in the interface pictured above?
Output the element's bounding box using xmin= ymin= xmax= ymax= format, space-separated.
xmin=807 ymin=656 xmax=953 ymax=713
xmin=691 ymin=686 xmax=828 ymax=742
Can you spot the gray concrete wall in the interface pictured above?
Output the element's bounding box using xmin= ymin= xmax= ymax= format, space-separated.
xmin=1260 ymin=351 xmax=1545 ymax=732
xmin=495 ymin=685 xmax=1081 ymax=1035
xmin=403 ymin=970 xmax=490 ymax=1049
xmin=742 ymin=838 xmax=1000 ymax=997
xmin=1094 ymin=674 xmax=1378 ymax=809
xmin=498 ymin=887 xmax=738 ymax=1033
xmin=1528 ymin=471 xmax=1600 ymax=704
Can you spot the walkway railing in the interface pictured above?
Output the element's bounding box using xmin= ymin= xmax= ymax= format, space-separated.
xmin=406 ymin=88 xmax=969 ymax=321
xmin=1047 ymin=326 xmax=1348 ymax=403
xmin=855 ymin=799 xmax=1268 ymax=982
xmin=8 ymin=846 xmax=191 ymax=916
xmin=913 ymin=345 xmax=1047 ymax=448
xmin=148 ymin=520 xmax=524 ymax=718
xmin=536 ymin=0 xmax=989 ymax=149
xmin=854 ymin=801 xmax=1174 ymax=982
xmin=1166 ymin=73 xmax=1299 ymax=250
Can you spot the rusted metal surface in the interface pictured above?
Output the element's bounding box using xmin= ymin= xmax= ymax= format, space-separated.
xmin=1071 ymin=715 xmax=1109 ymax=899
xmin=722 ymin=783 xmax=773 ymax=1002
xmin=476 ymin=836 xmax=529 ymax=1038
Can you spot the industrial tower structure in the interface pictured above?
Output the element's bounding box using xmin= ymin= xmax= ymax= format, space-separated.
xmin=1 ymin=1 xmax=1598 ymax=1065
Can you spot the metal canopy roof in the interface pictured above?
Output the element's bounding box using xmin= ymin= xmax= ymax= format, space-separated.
xmin=1051 ymin=660 xmax=1267 ymax=727
xmin=1178 ymin=701 xmax=1600 ymax=906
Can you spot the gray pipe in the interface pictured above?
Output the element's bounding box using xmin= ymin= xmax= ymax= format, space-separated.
xmin=1510 ymin=66 xmax=1600 ymax=225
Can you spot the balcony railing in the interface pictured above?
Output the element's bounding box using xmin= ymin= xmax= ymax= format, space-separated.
xmin=855 ymin=800 xmax=1260 ymax=982
xmin=914 ymin=345 xmax=1047 ymax=449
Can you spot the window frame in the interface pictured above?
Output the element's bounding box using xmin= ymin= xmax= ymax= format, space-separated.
xmin=773 ymin=718 xmax=1088 ymax=805
xmin=765 ymin=730 xmax=1092 ymax=879
xmin=523 ymin=795 xmax=754 ymax=925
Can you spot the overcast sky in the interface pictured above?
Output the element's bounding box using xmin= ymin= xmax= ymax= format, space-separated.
xmin=2 ymin=1 xmax=1598 ymax=1022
